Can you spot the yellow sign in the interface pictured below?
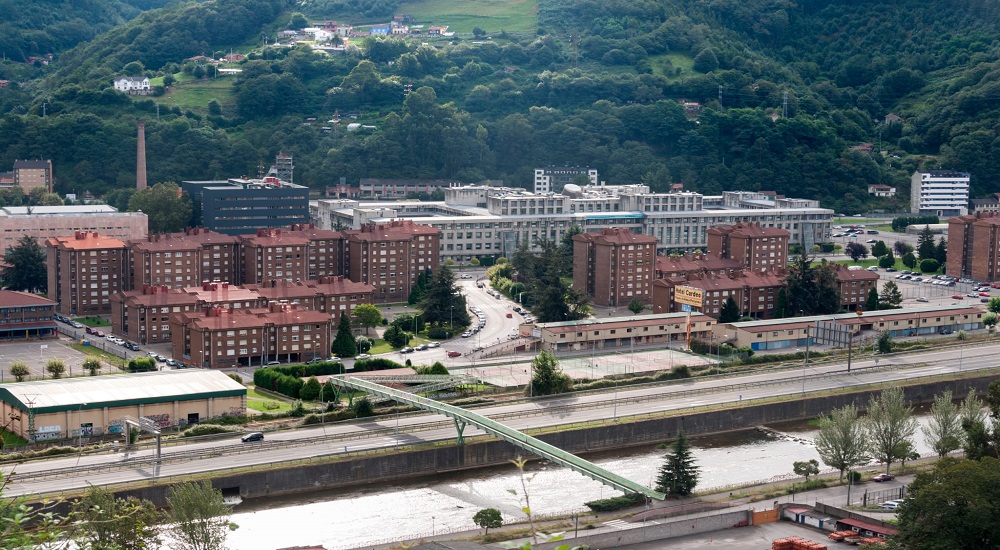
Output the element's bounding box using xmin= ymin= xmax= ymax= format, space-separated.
xmin=675 ymin=285 xmax=704 ymax=308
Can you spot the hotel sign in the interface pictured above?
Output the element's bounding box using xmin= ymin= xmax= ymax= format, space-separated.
xmin=675 ymin=285 xmax=704 ymax=308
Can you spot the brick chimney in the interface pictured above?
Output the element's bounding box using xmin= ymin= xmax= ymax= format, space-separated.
xmin=136 ymin=120 xmax=147 ymax=190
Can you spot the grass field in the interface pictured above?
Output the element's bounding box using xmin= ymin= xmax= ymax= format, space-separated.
xmin=399 ymin=0 xmax=537 ymax=33
xmin=75 ymin=316 xmax=110 ymax=327
xmin=153 ymin=75 xmax=236 ymax=113
xmin=69 ymin=343 xmax=126 ymax=369
xmin=649 ymin=53 xmax=695 ymax=80
xmin=247 ymin=387 xmax=295 ymax=413
xmin=1 ymin=430 xmax=28 ymax=448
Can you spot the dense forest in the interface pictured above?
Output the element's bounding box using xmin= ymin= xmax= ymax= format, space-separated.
xmin=2 ymin=0 xmax=1000 ymax=214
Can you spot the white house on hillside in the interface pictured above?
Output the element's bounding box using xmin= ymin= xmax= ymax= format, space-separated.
xmin=113 ymin=76 xmax=151 ymax=95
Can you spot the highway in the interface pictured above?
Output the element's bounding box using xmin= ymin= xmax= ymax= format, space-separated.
xmin=3 ymin=341 xmax=997 ymax=498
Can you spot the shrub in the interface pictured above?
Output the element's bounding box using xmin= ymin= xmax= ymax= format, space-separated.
xmin=353 ymin=358 xmax=405 ymax=372
xmin=585 ymin=493 xmax=645 ymax=512
xmin=788 ymin=479 xmax=828 ymax=494
xmin=919 ymin=258 xmax=940 ymax=273
xmin=351 ymin=398 xmax=374 ymax=418
xmin=427 ymin=325 xmax=449 ymax=339
xmin=182 ymin=425 xmax=242 ymax=437
xmin=197 ymin=415 xmax=250 ymax=426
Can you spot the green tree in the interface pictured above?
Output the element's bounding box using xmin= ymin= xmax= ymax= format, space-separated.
xmin=792 ymin=459 xmax=820 ymax=481
xmin=815 ymin=403 xmax=869 ymax=480
xmin=351 ymin=397 xmax=374 ymax=418
xmin=165 ymin=481 xmax=233 ymax=550
xmin=382 ymin=324 xmax=410 ymax=348
xmin=655 ymin=431 xmax=700 ymax=496
xmin=1 ymin=235 xmax=47 ymax=292
xmin=935 ymin=236 xmax=947 ymax=265
xmin=627 ymin=299 xmax=646 ymax=315
xmin=300 ymin=376 xmax=321 ymax=401
xmin=983 ymin=312 xmax=998 ymax=333
xmin=845 ymin=241 xmax=869 ymax=262
xmin=775 ymin=287 xmax=787 ymax=318
xmin=692 ymin=48 xmax=719 ymax=72
xmin=353 ymin=304 xmax=382 ymax=335
xmin=407 ymin=268 xmax=429 ymax=305
xmin=718 ymin=297 xmax=741 ymax=323
xmin=865 ymin=287 xmax=880 ymax=312
xmin=870 ymin=240 xmax=889 ymax=258
xmin=894 ymin=241 xmax=914 ymax=257
xmin=876 ymin=330 xmax=893 ymax=353
xmin=9 ymin=361 xmax=30 ymax=382
xmin=45 ymin=358 xmax=66 ymax=379
xmin=427 ymin=361 xmax=448 ymax=375
xmin=1 ymin=476 xmax=73 ymax=547
xmin=878 ymin=252 xmax=895 ymax=269
xmin=922 ymin=391 xmax=963 ymax=458
xmin=355 ymin=335 xmax=372 ymax=353
xmin=987 ymin=296 xmax=1000 ymax=314
xmin=472 ymin=508 xmax=502 ymax=534
xmin=785 ymin=253 xmax=841 ymax=315
xmin=879 ymin=280 xmax=903 ymax=309
xmin=82 ymin=358 xmax=103 ymax=376
xmin=892 ymin=457 xmax=1000 ymax=550
xmin=331 ymin=314 xmax=357 ymax=357
xmin=902 ymin=251 xmax=917 ymax=269
xmin=917 ymin=226 xmax=936 ymax=260
xmin=127 ymin=182 xmax=194 ymax=233
xmin=420 ymin=266 xmax=470 ymax=328
xmin=73 ymin=485 xmax=161 ymax=550
xmin=867 ymin=386 xmax=918 ymax=474
xmin=528 ymin=350 xmax=572 ymax=396
xmin=919 ymin=258 xmax=940 ymax=273
xmin=289 ymin=12 xmax=309 ymax=29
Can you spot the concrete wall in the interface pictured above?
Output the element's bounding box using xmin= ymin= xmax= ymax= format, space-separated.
xmin=114 ymin=373 xmax=996 ymax=506
xmin=535 ymin=510 xmax=751 ymax=549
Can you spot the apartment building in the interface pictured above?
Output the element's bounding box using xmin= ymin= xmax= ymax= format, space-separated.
xmin=0 ymin=291 xmax=58 ymax=340
xmin=831 ymin=264 xmax=880 ymax=311
xmin=343 ymin=220 xmax=441 ymax=303
xmin=170 ymin=302 xmax=333 ymax=368
xmin=46 ymin=232 xmax=127 ymax=315
xmin=911 ymin=170 xmax=970 ymax=217
xmin=12 ymin=159 xmax=53 ymax=193
xmin=128 ymin=234 xmax=203 ymax=290
xmin=283 ymin=223 xmax=346 ymax=279
xmin=533 ymin=166 xmax=598 ymax=193
xmin=240 ymin=229 xmax=311 ymax=285
xmin=176 ymin=227 xmax=242 ymax=285
xmin=706 ymin=223 xmax=789 ymax=271
xmin=651 ymin=270 xmax=785 ymax=319
xmin=572 ymin=228 xmax=657 ymax=307
xmin=245 ymin=277 xmax=374 ymax=324
xmin=111 ymin=281 xmax=262 ymax=345
xmin=947 ymin=212 xmax=1000 ymax=281
xmin=654 ymin=253 xmax=743 ymax=280
xmin=0 ymin=205 xmax=147 ymax=256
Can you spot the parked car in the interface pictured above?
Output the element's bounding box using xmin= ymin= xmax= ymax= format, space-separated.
xmin=71 ymin=321 xmax=84 ymax=329
xmin=980 ymin=292 xmax=992 ymax=297
xmin=866 ymin=239 xmax=878 ymax=244
xmin=155 ymin=355 xmax=166 ymax=362
xmin=867 ymin=230 xmax=879 ymax=234
xmin=886 ymin=268 xmax=897 ymax=272
xmin=126 ymin=343 xmax=140 ymax=351
xmin=86 ymin=327 xmax=96 ymax=335
xmin=872 ymin=473 xmax=895 ymax=482
xmin=916 ymin=297 xmax=929 ymax=302
xmin=400 ymin=347 xmax=414 ymax=354
xmin=354 ymin=353 xmax=371 ymax=360
xmin=447 ymin=351 xmax=462 ymax=357
xmin=951 ymin=295 xmax=964 ymax=300
xmin=165 ymin=359 xmax=180 ymax=367
xmin=428 ymin=342 xmax=440 ymax=348
xmin=992 ymin=283 xmax=1000 ymax=289
xmin=94 ymin=330 xmax=105 ymax=337
xmin=968 ymin=293 xmax=980 ymax=298
xmin=866 ymin=266 xmax=879 ymax=272
xmin=241 ymin=432 xmax=264 ymax=443
xmin=880 ymin=500 xmax=901 ymax=511
xmin=461 ymin=331 xmax=472 ymax=338
xmin=460 ymin=274 xmax=473 ymax=279
xmin=416 ymin=344 xmax=429 ymax=351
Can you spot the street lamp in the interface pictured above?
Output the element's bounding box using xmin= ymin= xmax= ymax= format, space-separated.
xmin=77 ymin=402 xmax=88 ymax=447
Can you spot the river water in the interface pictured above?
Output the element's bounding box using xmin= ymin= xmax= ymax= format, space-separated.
xmin=223 ymin=414 xmax=936 ymax=550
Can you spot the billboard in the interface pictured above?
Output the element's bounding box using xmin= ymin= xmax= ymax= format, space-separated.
xmin=675 ymin=285 xmax=704 ymax=308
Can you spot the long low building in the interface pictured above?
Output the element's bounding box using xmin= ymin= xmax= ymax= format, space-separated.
xmin=0 ymin=205 xmax=147 ymax=256
xmin=713 ymin=304 xmax=985 ymax=351
xmin=522 ymin=311 xmax=715 ymax=353
xmin=0 ymin=370 xmax=246 ymax=441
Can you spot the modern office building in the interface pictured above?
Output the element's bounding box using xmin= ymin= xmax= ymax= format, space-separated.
xmin=170 ymin=302 xmax=333 ymax=368
xmin=12 ymin=159 xmax=53 ymax=193
xmin=572 ymin=228 xmax=657 ymax=307
xmin=343 ymin=220 xmax=441 ymax=303
xmin=311 ymin=185 xmax=832 ymax=264
xmin=533 ymin=166 xmax=598 ymax=193
xmin=0 ymin=205 xmax=147 ymax=256
xmin=46 ymin=232 xmax=128 ymax=315
xmin=911 ymin=170 xmax=970 ymax=216
xmin=182 ymin=177 xmax=309 ymax=236
xmin=947 ymin=211 xmax=1000 ymax=281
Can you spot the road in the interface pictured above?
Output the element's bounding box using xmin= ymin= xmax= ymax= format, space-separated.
xmin=3 ymin=340 xmax=996 ymax=498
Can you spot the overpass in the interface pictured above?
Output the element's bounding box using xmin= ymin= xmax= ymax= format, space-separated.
xmin=328 ymin=376 xmax=667 ymax=500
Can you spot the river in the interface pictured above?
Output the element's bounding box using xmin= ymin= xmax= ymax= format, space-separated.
xmin=222 ymin=414 xmax=937 ymax=550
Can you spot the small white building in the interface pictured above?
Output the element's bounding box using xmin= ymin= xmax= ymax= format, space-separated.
xmin=113 ymin=76 xmax=151 ymax=95
xmin=867 ymin=184 xmax=896 ymax=198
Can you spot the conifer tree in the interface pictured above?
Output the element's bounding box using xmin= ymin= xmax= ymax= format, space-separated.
xmin=331 ymin=314 xmax=357 ymax=357
xmin=656 ymin=430 xmax=700 ymax=496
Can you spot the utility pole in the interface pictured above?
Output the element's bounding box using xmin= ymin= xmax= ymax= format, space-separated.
xmin=782 ymin=90 xmax=789 ymax=118
xmin=718 ymin=85 xmax=723 ymax=104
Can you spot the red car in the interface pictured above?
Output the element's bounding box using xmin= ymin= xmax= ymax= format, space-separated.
xmin=951 ymin=294 xmax=964 ymax=299
xmin=447 ymin=351 xmax=462 ymax=357
xmin=992 ymin=283 xmax=1000 ymax=289
xmin=980 ymin=292 xmax=992 ymax=297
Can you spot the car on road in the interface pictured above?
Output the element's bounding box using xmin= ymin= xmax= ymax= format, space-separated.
xmin=241 ymin=432 xmax=264 ymax=443
xmin=399 ymin=347 xmax=414 ymax=353
xmin=880 ymin=500 xmax=901 ymax=511
xmin=916 ymin=296 xmax=929 ymax=302
xmin=968 ymin=292 xmax=980 ymax=298
xmin=476 ymin=282 xmax=484 ymax=288
xmin=866 ymin=239 xmax=877 ymax=243
xmin=460 ymin=274 xmax=473 ymax=279
xmin=872 ymin=473 xmax=895 ymax=482
xmin=952 ymin=295 xmax=964 ymax=300
xmin=447 ymin=351 xmax=462 ymax=357
xmin=354 ymin=353 xmax=371 ymax=360
xmin=427 ymin=342 xmax=440 ymax=348
xmin=416 ymin=344 xmax=429 ymax=351
xmin=506 ymin=312 xmax=513 ymax=318
xmin=165 ymin=359 xmax=180 ymax=367
xmin=461 ymin=331 xmax=472 ymax=338
xmin=980 ymin=292 xmax=992 ymax=297
xmin=886 ymin=268 xmax=896 ymax=272
xmin=866 ymin=266 xmax=878 ymax=272
xmin=126 ymin=343 xmax=140 ymax=351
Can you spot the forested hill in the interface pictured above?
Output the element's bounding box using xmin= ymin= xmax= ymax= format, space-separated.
xmin=3 ymin=0 xmax=1000 ymax=215
xmin=0 ymin=0 xmax=172 ymax=64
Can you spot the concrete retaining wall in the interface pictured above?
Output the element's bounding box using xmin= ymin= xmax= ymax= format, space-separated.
xmin=117 ymin=374 xmax=996 ymax=505
xmin=535 ymin=510 xmax=751 ymax=549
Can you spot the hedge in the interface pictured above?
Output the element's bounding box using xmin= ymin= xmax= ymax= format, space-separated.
xmin=352 ymin=358 xmax=406 ymax=372
xmin=252 ymin=361 xmax=346 ymax=399
xmin=585 ymin=493 xmax=645 ymax=512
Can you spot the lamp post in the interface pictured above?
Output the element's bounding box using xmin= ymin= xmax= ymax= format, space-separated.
xmin=77 ymin=402 xmax=88 ymax=447
xmin=450 ymin=306 xmax=454 ymax=336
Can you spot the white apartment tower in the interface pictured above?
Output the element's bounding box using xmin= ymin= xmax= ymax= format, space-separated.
xmin=911 ymin=170 xmax=970 ymax=217
xmin=533 ymin=166 xmax=598 ymax=193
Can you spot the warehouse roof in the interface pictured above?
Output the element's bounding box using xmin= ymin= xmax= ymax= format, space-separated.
xmin=0 ymin=370 xmax=245 ymax=413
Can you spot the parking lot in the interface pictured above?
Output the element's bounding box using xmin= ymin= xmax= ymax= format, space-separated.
xmin=618 ymin=519 xmax=833 ymax=550
xmin=0 ymin=337 xmax=124 ymax=382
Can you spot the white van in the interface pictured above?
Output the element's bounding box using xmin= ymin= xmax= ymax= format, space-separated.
xmin=848 ymin=265 xmax=863 ymax=271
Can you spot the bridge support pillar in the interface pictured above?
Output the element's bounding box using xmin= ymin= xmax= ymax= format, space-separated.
xmin=453 ymin=418 xmax=467 ymax=445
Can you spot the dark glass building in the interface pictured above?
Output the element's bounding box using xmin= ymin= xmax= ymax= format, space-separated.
xmin=182 ymin=177 xmax=310 ymax=236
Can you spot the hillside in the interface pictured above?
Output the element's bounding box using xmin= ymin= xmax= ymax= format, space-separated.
xmin=1 ymin=0 xmax=1000 ymax=216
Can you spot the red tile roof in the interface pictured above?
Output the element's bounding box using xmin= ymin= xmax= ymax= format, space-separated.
xmin=0 ymin=290 xmax=56 ymax=308
xmin=47 ymin=232 xmax=125 ymax=250
xmin=573 ymin=227 xmax=657 ymax=246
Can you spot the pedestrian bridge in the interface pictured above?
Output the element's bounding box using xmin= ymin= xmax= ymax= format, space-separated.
xmin=327 ymin=376 xmax=666 ymax=500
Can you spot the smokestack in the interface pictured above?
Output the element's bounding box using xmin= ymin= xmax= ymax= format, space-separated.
xmin=136 ymin=120 xmax=147 ymax=190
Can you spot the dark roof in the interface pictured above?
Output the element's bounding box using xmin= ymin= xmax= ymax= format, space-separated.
xmin=836 ymin=517 xmax=898 ymax=536
xmin=13 ymin=160 xmax=50 ymax=169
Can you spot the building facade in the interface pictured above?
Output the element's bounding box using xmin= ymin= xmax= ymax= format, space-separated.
xmin=527 ymin=312 xmax=714 ymax=352
xmin=947 ymin=212 xmax=1000 ymax=281
xmin=911 ymin=170 xmax=970 ymax=216
xmin=831 ymin=264 xmax=881 ymax=311
xmin=12 ymin=159 xmax=53 ymax=193
xmin=113 ymin=76 xmax=151 ymax=95
xmin=0 ymin=291 xmax=58 ymax=341
xmin=170 ymin=302 xmax=333 ymax=368
xmin=572 ymin=228 xmax=657 ymax=307
xmin=0 ymin=205 xmax=147 ymax=256
xmin=245 ymin=277 xmax=374 ymax=324
xmin=533 ymin=166 xmax=598 ymax=194
xmin=706 ymin=223 xmax=789 ymax=272
xmin=182 ymin=178 xmax=310 ymax=236
xmin=343 ymin=220 xmax=441 ymax=303
xmin=46 ymin=232 xmax=127 ymax=315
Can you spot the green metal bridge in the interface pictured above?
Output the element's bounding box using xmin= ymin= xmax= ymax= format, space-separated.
xmin=328 ymin=376 xmax=666 ymax=500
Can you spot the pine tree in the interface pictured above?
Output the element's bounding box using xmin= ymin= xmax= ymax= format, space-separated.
xmin=865 ymin=287 xmax=879 ymax=312
xmin=917 ymin=226 xmax=936 ymax=260
xmin=935 ymin=237 xmax=947 ymax=265
xmin=879 ymin=281 xmax=903 ymax=309
xmin=2 ymin=235 xmax=47 ymax=293
xmin=656 ymin=431 xmax=700 ymax=497
xmin=331 ymin=314 xmax=357 ymax=357
xmin=719 ymin=297 xmax=740 ymax=322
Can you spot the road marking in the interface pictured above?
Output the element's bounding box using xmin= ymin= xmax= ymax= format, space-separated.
xmin=602 ymin=519 xmax=630 ymax=530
